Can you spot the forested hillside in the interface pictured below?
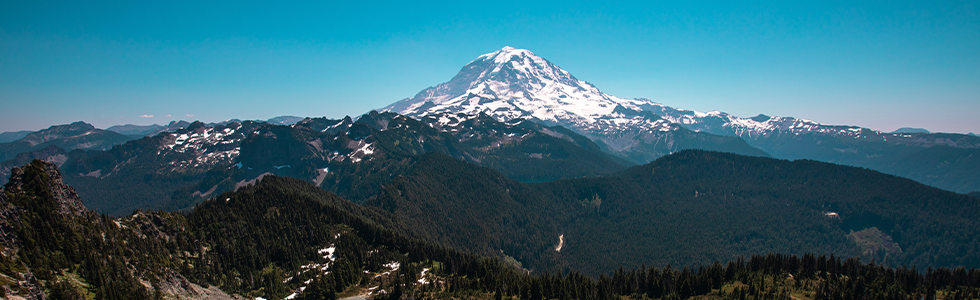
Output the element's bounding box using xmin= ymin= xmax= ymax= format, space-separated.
xmin=366 ymin=150 xmax=980 ymax=276
xmin=876 ymin=145 xmax=980 ymax=194
xmin=2 ymin=159 xmax=527 ymax=299
xmin=0 ymin=161 xmax=980 ymax=300
xmin=3 ymin=159 xmax=979 ymax=300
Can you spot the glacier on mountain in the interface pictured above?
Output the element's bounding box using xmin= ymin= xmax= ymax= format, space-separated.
xmin=382 ymin=46 xmax=965 ymax=163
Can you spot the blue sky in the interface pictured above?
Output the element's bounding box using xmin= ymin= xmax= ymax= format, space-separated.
xmin=1 ymin=1 xmax=978 ymax=134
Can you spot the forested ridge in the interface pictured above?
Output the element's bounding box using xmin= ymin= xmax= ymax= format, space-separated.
xmin=55 ymin=112 xmax=629 ymax=216
xmin=2 ymin=159 xmax=980 ymax=300
xmin=367 ymin=150 xmax=980 ymax=276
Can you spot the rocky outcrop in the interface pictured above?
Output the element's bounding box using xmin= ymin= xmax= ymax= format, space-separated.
xmin=147 ymin=272 xmax=246 ymax=300
xmin=4 ymin=160 xmax=87 ymax=216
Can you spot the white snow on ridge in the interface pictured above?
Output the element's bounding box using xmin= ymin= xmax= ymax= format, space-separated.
xmin=318 ymin=246 xmax=336 ymax=261
xmin=384 ymin=46 xmax=891 ymax=146
xmin=348 ymin=141 xmax=375 ymax=163
xmin=160 ymin=123 xmax=244 ymax=169
xmin=400 ymin=46 xmax=627 ymax=125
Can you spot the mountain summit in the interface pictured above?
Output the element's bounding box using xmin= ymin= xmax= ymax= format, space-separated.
xmin=382 ymin=47 xmax=876 ymax=143
xmin=385 ymin=46 xmax=643 ymax=125
xmin=383 ymin=46 xmax=768 ymax=162
xmin=383 ymin=47 xmax=980 ymax=193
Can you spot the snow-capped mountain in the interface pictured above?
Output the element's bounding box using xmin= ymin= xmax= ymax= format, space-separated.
xmin=398 ymin=47 xmax=980 ymax=148
xmin=386 ymin=46 xmax=656 ymax=135
xmin=383 ymin=46 xmax=767 ymax=161
xmin=385 ymin=47 xmax=980 ymax=151
xmin=641 ymin=105 xmax=980 ymax=149
xmin=383 ymin=46 xmax=980 ymax=193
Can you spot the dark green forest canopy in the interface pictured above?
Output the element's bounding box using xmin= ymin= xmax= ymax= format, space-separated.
xmin=2 ymin=159 xmax=527 ymax=299
xmin=366 ymin=150 xmax=980 ymax=276
xmin=2 ymin=159 xmax=980 ymax=300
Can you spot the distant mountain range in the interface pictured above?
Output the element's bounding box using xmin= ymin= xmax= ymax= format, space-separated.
xmin=5 ymin=48 xmax=976 ymax=194
xmin=266 ymin=115 xmax=306 ymax=125
xmin=0 ymin=145 xmax=68 ymax=188
xmin=0 ymin=117 xmax=301 ymax=156
xmin=106 ymin=120 xmax=192 ymax=138
xmin=0 ymin=121 xmax=133 ymax=163
xmin=0 ymin=116 xmax=313 ymax=188
xmin=4 ymin=47 xmax=980 ymax=299
xmin=0 ymin=130 xmax=32 ymax=143
xmin=45 ymin=111 xmax=627 ymax=216
xmin=1 ymin=48 xmax=976 ymax=207
xmin=384 ymin=46 xmax=980 ymax=193
xmin=892 ymin=127 xmax=930 ymax=134
xmin=104 ymin=116 xmax=305 ymax=138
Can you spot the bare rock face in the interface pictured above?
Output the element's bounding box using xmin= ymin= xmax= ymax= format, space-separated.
xmin=0 ymin=190 xmax=20 ymax=246
xmin=147 ymin=272 xmax=246 ymax=300
xmin=4 ymin=160 xmax=87 ymax=217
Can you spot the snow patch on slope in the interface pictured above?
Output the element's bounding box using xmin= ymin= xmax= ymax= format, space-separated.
xmin=161 ymin=124 xmax=244 ymax=169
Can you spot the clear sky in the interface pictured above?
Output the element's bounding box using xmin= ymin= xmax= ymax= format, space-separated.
xmin=1 ymin=1 xmax=978 ymax=134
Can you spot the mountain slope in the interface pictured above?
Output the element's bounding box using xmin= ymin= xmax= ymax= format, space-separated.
xmin=106 ymin=120 xmax=191 ymax=138
xmin=59 ymin=112 xmax=627 ymax=216
xmin=0 ymin=159 xmax=528 ymax=300
xmin=0 ymin=144 xmax=68 ymax=186
xmin=60 ymin=120 xmax=261 ymax=215
xmin=0 ymin=121 xmax=133 ymax=162
xmin=670 ymin=112 xmax=980 ymax=193
xmin=366 ymin=150 xmax=980 ymax=276
xmin=876 ymin=145 xmax=980 ymax=193
xmin=5 ymin=159 xmax=976 ymax=300
xmin=0 ymin=130 xmax=31 ymax=143
xmin=415 ymin=112 xmax=630 ymax=181
xmin=266 ymin=115 xmax=305 ymax=125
